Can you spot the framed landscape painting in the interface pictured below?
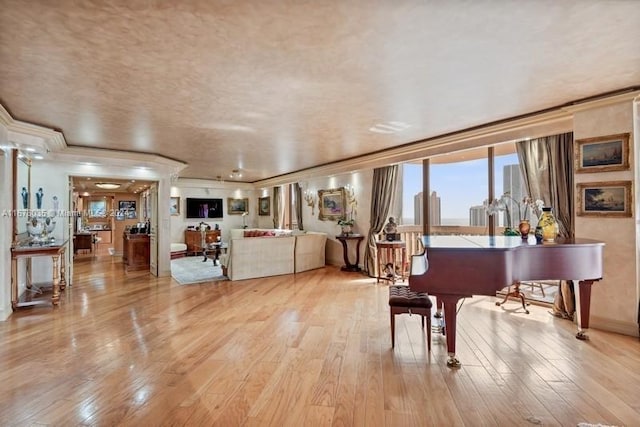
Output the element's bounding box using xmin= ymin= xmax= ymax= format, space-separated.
xmin=228 ymin=197 xmax=249 ymax=214
xmin=575 ymin=133 xmax=629 ymax=173
xmin=258 ymin=196 xmax=270 ymax=216
xmin=318 ymin=187 xmax=346 ymax=221
xmin=577 ymin=181 xmax=632 ymax=217
xmin=169 ymin=197 xmax=180 ymax=216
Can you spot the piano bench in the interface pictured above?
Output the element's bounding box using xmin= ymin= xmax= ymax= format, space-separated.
xmin=388 ymin=285 xmax=432 ymax=351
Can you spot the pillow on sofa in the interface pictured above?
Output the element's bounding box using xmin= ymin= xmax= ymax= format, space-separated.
xmin=244 ymin=230 xmax=276 ymax=237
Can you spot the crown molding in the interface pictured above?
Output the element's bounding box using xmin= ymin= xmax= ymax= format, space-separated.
xmin=561 ymin=89 xmax=640 ymax=113
xmin=0 ymin=103 xmax=67 ymax=152
xmin=48 ymin=146 xmax=188 ymax=174
xmin=0 ymin=103 xmax=186 ymax=174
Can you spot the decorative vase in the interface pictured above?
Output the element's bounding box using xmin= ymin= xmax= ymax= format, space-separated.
xmin=536 ymin=207 xmax=559 ymax=242
xmin=518 ymin=219 xmax=530 ymax=239
xmin=534 ymin=226 xmax=543 ymax=244
xmin=341 ymin=225 xmax=352 ymax=235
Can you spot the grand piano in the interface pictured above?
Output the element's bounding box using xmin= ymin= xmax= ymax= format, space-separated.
xmin=409 ymin=235 xmax=605 ymax=367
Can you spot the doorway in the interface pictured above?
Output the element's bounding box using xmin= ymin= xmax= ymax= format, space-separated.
xmin=69 ymin=176 xmax=157 ymax=271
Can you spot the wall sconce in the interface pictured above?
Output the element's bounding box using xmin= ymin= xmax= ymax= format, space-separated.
xmin=303 ymin=190 xmax=316 ymax=215
xmin=344 ymin=184 xmax=357 ymax=219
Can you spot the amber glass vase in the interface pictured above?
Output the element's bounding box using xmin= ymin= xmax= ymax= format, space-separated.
xmin=518 ymin=219 xmax=530 ymax=239
xmin=537 ymin=207 xmax=559 ymax=242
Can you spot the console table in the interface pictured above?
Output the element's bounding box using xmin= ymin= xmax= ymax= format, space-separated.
xmin=185 ymin=229 xmax=221 ymax=255
xmin=336 ymin=234 xmax=364 ymax=272
xmin=11 ymin=239 xmax=68 ymax=309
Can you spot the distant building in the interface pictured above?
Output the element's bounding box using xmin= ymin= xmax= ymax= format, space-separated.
xmin=414 ymin=192 xmax=423 ymax=225
xmin=469 ymin=205 xmax=487 ymax=226
xmin=430 ymin=191 xmax=441 ymax=226
xmin=413 ymin=191 xmax=441 ymax=226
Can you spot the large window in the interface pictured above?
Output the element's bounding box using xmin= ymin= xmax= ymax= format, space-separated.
xmin=399 ymin=142 xmax=524 ymax=234
xmin=430 ymin=154 xmax=488 ymax=227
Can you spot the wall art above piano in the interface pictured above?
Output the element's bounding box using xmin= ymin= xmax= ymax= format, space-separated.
xmin=575 ymin=133 xmax=630 ymax=173
xmin=577 ymin=180 xmax=632 ymax=217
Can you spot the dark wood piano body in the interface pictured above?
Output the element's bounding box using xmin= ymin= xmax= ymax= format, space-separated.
xmin=409 ymin=235 xmax=605 ymax=367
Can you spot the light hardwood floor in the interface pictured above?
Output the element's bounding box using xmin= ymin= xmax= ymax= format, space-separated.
xmin=1 ymin=256 xmax=639 ymax=426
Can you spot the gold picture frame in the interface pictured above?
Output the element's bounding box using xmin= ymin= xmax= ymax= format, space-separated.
xmin=228 ymin=197 xmax=249 ymax=215
xmin=577 ymin=180 xmax=632 ymax=217
xmin=575 ymin=133 xmax=630 ymax=173
xmin=258 ymin=196 xmax=270 ymax=216
xmin=318 ymin=187 xmax=346 ymax=221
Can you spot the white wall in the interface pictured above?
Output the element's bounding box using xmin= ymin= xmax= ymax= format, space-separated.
xmin=170 ymin=179 xmax=258 ymax=243
xmin=299 ymin=170 xmax=373 ymax=268
xmin=573 ymin=100 xmax=638 ymax=336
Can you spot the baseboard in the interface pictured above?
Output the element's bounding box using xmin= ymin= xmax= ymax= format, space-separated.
xmin=589 ymin=315 xmax=639 ymax=337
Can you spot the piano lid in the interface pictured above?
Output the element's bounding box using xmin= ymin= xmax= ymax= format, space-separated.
xmin=421 ymin=235 xmax=604 ymax=250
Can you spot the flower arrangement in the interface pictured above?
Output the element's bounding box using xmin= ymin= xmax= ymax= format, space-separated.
xmin=484 ymin=192 xmax=545 ymax=234
xmin=337 ymin=218 xmax=354 ymax=227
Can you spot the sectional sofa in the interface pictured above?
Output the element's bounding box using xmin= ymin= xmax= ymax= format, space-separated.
xmin=220 ymin=229 xmax=327 ymax=281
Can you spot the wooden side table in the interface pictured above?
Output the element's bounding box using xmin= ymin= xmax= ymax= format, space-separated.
xmin=375 ymin=240 xmax=407 ymax=284
xmin=336 ymin=234 xmax=364 ymax=272
xmin=11 ymin=239 xmax=68 ymax=309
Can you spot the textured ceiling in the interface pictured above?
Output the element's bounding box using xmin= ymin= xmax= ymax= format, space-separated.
xmin=1 ymin=1 xmax=639 ymax=182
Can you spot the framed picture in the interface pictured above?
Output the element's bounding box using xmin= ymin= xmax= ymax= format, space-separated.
xmin=115 ymin=211 xmax=125 ymax=221
xmin=169 ymin=197 xmax=180 ymax=216
xmin=118 ymin=200 xmax=136 ymax=211
xmin=575 ymin=133 xmax=630 ymax=173
xmin=258 ymin=196 xmax=270 ymax=216
xmin=318 ymin=187 xmax=346 ymax=221
xmin=118 ymin=200 xmax=137 ymax=219
xmin=228 ymin=197 xmax=249 ymax=214
xmin=88 ymin=200 xmax=107 ymax=217
xmin=577 ymin=181 xmax=632 ymax=217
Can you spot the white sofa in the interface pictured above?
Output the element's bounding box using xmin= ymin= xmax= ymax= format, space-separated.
xmin=221 ymin=229 xmax=327 ymax=281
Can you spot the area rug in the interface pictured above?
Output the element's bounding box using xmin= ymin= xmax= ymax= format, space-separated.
xmin=170 ymin=256 xmax=227 ymax=285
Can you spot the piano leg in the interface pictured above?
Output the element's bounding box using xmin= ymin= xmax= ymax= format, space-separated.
xmin=441 ymin=295 xmax=464 ymax=368
xmin=574 ymin=280 xmax=594 ymax=340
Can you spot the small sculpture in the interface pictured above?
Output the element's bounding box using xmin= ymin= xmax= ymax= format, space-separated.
xmin=384 ymin=217 xmax=398 ymax=241
xmin=21 ymin=187 xmax=28 ymax=209
xmin=36 ymin=187 xmax=44 ymax=209
xmin=384 ymin=217 xmax=397 ymax=234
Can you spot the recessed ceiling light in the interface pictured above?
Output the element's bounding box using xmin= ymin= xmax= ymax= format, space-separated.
xmin=95 ymin=182 xmax=121 ymax=190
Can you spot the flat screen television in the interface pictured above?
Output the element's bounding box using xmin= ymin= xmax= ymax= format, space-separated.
xmin=185 ymin=198 xmax=223 ymax=219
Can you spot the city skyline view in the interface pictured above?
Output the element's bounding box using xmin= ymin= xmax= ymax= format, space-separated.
xmin=401 ymin=152 xmax=521 ymax=226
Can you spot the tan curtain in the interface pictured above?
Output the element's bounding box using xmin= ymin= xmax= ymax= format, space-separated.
xmin=516 ymin=132 xmax=574 ymax=238
xmin=364 ymin=165 xmax=398 ymax=275
xmin=294 ymin=182 xmax=303 ymax=230
xmin=272 ymin=186 xmax=283 ymax=229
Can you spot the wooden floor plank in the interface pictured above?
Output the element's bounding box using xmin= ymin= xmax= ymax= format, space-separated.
xmin=0 ymin=255 xmax=638 ymax=426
